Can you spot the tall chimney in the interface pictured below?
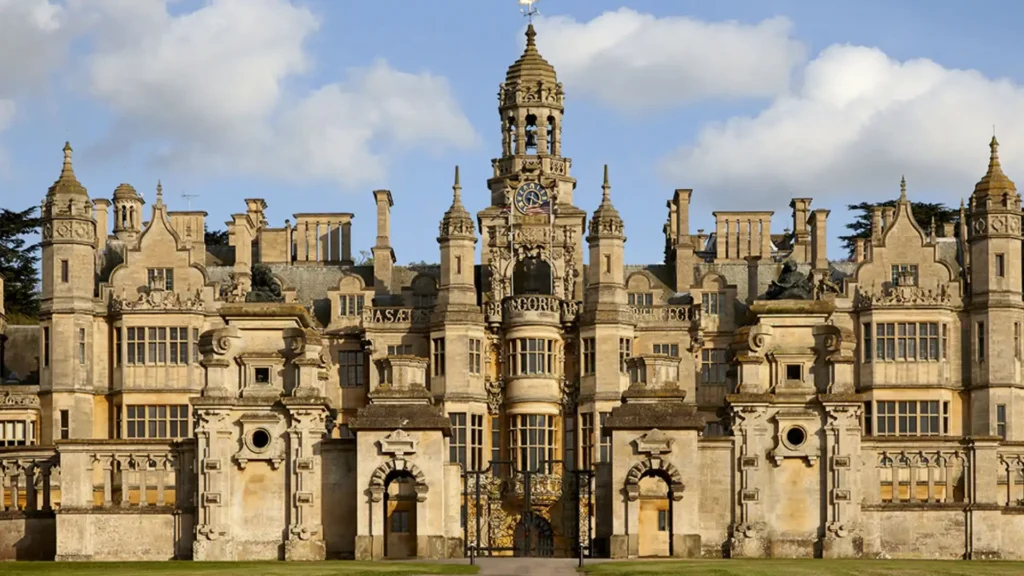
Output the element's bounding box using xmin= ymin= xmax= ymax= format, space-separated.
xmin=93 ymin=199 xmax=111 ymax=254
xmin=372 ymin=190 xmax=395 ymax=297
xmin=673 ymin=189 xmax=694 ymax=291
xmin=809 ymin=209 xmax=829 ymax=271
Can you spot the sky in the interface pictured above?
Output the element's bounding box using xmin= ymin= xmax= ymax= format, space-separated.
xmin=3 ymin=0 xmax=1024 ymax=265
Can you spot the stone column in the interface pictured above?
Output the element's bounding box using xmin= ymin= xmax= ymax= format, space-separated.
xmin=342 ymin=220 xmax=353 ymax=265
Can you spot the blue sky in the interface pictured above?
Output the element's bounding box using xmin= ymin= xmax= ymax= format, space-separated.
xmin=3 ymin=0 xmax=1024 ymax=264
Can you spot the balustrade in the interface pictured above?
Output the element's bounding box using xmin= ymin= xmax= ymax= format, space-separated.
xmin=865 ymin=442 xmax=968 ymax=504
xmin=57 ymin=441 xmax=195 ymax=510
xmin=998 ymin=449 xmax=1024 ymax=507
xmin=0 ymin=448 xmax=60 ymax=512
xmin=361 ymin=306 xmax=432 ymax=329
xmin=630 ymin=305 xmax=700 ymax=327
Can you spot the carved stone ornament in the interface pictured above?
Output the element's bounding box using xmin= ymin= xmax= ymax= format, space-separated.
xmin=379 ymin=429 xmax=418 ymax=457
xmin=0 ymin=391 xmax=40 ymax=407
xmin=110 ymin=288 xmax=205 ymax=313
xmin=853 ymin=282 xmax=954 ymax=309
xmin=485 ymin=379 xmax=504 ymax=415
xmin=634 ymin=429 xmax=674 ymax=457
xmin=560 ymin=378 xmax=578 ymax=412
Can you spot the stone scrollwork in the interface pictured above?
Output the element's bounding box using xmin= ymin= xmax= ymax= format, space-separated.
xmin=379 ymin=429 xmax=418 ymax=458
xmin=0 ymin=391 xmax=40 ymax=407
xmin=110 ymin=288 xmax=205 ymax=313
xmin=853 ymin=282 xmax=954 ymax=309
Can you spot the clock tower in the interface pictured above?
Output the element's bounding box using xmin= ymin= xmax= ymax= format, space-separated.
xmin=478 ymin=23 xmax=585 ymax=302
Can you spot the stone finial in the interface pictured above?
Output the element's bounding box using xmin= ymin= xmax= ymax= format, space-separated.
xmin=47 ymin=140 xmax=88 ymax=198
xmin=973 ymin=134 xmax=1016 ymax=198
xmin=900 ymin=175 xmax=907 ymax=201
xmin=601 ymin=164 xmax=611 ymax=203
xmin=452 ymin=165 xmax=462 ymax=205
xmin=156 ymin=180 xmax=164 ymax=205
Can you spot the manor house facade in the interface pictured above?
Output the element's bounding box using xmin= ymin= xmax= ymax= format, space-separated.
xmin=2 ymin=24 xmax=1024 ymax=562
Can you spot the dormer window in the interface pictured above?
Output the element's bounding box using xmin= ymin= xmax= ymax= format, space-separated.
xmin=628 ymin=292 xmax=653 ymax=306
xmin=147 ymin=268 xmax=173 ymax=291
xmin=890 ymin=264 xmax=918 ymax=286
xmin=339 ymin=294 xmax=364 ymax=317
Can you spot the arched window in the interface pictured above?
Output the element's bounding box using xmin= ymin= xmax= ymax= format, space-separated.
xmin=513 ymin=257 xmax=552 ymax=295
xmin=507 ymin=115 xmax=517 ymax=154
xmin=121 ymin=205 xmax=128 ymax=227
xmin=547 ymin=115 xmax=556 ymax=155
xmin=524 ymin=114 xmax=538 ymax=153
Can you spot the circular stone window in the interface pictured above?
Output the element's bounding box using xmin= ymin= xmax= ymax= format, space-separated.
xmin=785 ymin=426 xmax=807 ymax=448
xmin=250 ymin=429 xmax=272 ymax=451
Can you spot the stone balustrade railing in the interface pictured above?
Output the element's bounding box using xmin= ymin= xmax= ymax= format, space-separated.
xmin=862 ymin=439 xmax=969 ymax=505
xmin=485 ymin=295 xmax=580 ymax=327
xmin=630 ymin=305 xmax=700 ymax=327
xmin=361 ymin=306 xmax=432 ymax=329
xmin=57 ymin=440 xmax=195 ymax=511
xmin=997 ymin=447 xmax=1024 ymax=507
xmin=0 ymin=447 xmax=60 ymax=513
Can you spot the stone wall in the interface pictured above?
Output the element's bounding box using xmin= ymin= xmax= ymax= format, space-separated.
xmin=0 ymin=513 xmax=55 ymax=560
xmin=322 ymin=440 xmax=357 ymax=558
xmin=697 ymin=438 xmax=732 ymax=557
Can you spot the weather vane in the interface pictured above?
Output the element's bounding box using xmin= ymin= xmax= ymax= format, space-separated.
xmin=519 ymin=0 xmax=539 ymax=22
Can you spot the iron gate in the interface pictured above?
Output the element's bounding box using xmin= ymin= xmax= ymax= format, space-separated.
xmin=463 ymin=459 xmax=593 ymax=561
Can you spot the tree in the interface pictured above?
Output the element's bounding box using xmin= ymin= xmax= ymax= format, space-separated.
xmin=0 ymin=206 xmax=42 ymax=322
xmin=357 ymin=250 xmax=374 ymax=266
xmin=839 ymin=199 xmax=958 ymax=259
xmin=204 ymin=225 xmax=229 ymax=246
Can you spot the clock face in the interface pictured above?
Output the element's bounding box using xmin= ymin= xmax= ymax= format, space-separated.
xmin=513 ymin=182 xmax=550 ymax=215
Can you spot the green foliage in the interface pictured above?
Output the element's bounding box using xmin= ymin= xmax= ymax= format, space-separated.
xmin=582 ymin=558 xmax=1024 ymax=575
xmin=357 ymin=249 xmax=374 ymax=266
xmin=204 ymin=225 xmax=229 ymax=246
xmin=839 ymin=200 xmax=957 ymax=259
xmin=0 ymin=205 xmax=42 ymax=320
xmin=0 ymin=560 xmax=478 ymax=575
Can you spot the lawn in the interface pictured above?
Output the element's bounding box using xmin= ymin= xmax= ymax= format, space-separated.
xmin=581 ymin=559 xmax=1024 ymax=576
xmin=0 ymin=561 xmax=478 ymax=576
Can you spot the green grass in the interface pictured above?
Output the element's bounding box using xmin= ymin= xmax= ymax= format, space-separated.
xmin=0 ymin=561 xmax=478 ymax=576
xmin=581 ymin=559 xmax=1024 ymax=576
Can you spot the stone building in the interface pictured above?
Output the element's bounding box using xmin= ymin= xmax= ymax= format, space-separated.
xmin=2 ymin=24 xmax=1024 ymax=562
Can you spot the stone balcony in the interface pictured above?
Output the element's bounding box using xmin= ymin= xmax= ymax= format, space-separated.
xmin=485 ymin=294 xmax=579 ymax=328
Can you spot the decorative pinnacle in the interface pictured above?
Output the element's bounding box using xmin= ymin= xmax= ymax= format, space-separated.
xmin=60 ymin=141 xmax=74 ymax=177
xmin=156 ymin=180 xmax=163 ymax=205
xmin=525 ymin=23 xmax=537 ymax=47
xmin=900 ymin=175 xmax=907 ymax=200
xmin=602 ymin=164 xmax=611 ymax=203
xmin=452 ymin=166 xmax=462 ymax=204
xmin=989 ymin=135 xmax=1003 ymax=172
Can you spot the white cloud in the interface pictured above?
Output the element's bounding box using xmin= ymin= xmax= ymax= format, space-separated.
xmin=662 ymin=45 xmax=1024 ymax=208
xmin=268 ymin=61 xmax=478 ymax=184
xmin=0 ymin=0 xmax=68 ymax=162
xmin=534 ymin=9 xmax=806 ymax=108
xmin=60 ymin=0 xmax=476 ymax=187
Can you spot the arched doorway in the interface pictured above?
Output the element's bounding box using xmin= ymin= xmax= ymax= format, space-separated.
xmin=513 ymin=512 xmax=554 ymax=557
xmin=637 ymin=471 xmax=673 ymax=557
xmin=513 ymin=257 xmax=553 ymax=295
xmin=383 ymin=471 xmax=417 ymax=559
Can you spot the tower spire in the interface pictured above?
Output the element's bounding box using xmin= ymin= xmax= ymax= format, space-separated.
xmin=601 ymin=164 xmax=611 ymax=204
xmin=452 ymin=166 xmax=462 ymax=205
